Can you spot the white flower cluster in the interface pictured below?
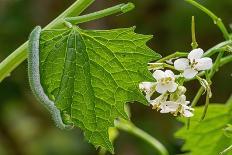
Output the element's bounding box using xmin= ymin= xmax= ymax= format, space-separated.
xmin=139 ymin=48 xmax=213 ymax=117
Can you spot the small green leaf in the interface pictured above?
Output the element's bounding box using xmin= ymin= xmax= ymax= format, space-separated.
xmin=28 ymin=26 xmax=160 ymax=152
xmin=175 ymin=104 xmax=232 ymax=155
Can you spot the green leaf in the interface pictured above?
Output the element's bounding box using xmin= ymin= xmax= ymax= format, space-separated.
xmin=28 ymin=26 xmax=160 ymax=152
xmin=175 ymin=103 xmax=232 ymax=155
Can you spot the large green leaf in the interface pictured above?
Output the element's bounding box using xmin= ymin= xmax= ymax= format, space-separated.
xmin=175 ymin=103 xmax=232 ymax=155
xmin=28 ymin=26 xmax=159 ymax=152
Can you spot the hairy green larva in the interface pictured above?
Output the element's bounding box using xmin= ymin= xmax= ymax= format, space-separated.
xmin=28 ymin=26 xmax=72 ymax=130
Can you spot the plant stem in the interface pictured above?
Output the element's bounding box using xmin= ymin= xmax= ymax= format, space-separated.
xmin=191 ymin=16 xmax=198 ymax=49
xmin=191 ymin=50 xmax=224 ymax=106
xmin=115 ymin=119 xmax=169 ymax=155
xmin=65 ymin=2 xmax=134 ymax=25
xmin=148 ymin=63 xmax=176 ymax=71
xmin=156 ymin=52 xmax=188 ymax=63
xmin=209 ymin=51 xmax=224 ymax=77
xmin=185 ymin=0 xmax=230 ymax=40
xmin=0 ymin=0 xmax=94 ymax=82
xmin=201 ymin=90 xmax=210 ymax=120
xmin=220 ymin=144 xmax=232 ymax=155
xmin=191 ymin=87 xmax=204 ymax=107
xmin=199 ymin=51 xmax=224 ymax=120
xmin=204 ymin=40 xmax=232 ymax=57
xmin=220 ymin=55 xmax=232 ymax=67
xmin=0 ymin=0 xmax=135 ymax=82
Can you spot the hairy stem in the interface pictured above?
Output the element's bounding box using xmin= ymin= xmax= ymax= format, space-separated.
xmin=185 ymin=0 xmax=230 ymax=40
xmin=115 ymin=119 xmax=169 ymax=155
xmin=65 ymin=2 xmax=134 ymax=25
xmin=0 ymin=0 xmax=95 ymax=82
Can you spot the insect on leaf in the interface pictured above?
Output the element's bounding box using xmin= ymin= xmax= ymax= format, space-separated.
xmin=28 ymin=25 xmax=160 ymax=152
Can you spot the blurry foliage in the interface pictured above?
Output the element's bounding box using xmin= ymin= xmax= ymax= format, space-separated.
xmin=0 ymin=0 xmax=231 ymax=155
xmin=176 ymin=103 xmax=232 ymax=155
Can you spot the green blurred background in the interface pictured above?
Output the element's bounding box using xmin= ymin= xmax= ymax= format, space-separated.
xmin=0 ymin=0 xmax=231 ymax=155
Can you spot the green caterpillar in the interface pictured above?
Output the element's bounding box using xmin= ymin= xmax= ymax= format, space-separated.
xmin=28 ymin=26 xmax=72 ymax=130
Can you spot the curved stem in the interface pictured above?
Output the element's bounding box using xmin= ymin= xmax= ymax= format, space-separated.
xmin=148 ymin=63 xmax=177 ymax=71
xmin=156 ymin=52 xmax=188 ymax=63
xmin=0 ymin=0 xmax=95 ymax=82
xmin=0 ymin=0 xmax=135 ymax=82
xmin=204 ymin=40 xmax=232 ymax=57
xmin=220 ymin=55 xmax=232 ymax=67
xmin=115 ymin=119 xmax=169 ymax=155
xmin=185 ymin=0 xmax=230 ymax=40
xmin=65 ymin=2 xmax=134 ymax=25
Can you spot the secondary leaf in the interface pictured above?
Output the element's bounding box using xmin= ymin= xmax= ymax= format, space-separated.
xmin=175 ymin=103 xmax=232 ymax=155
xmin=28 ymin=26 xmax=160 ymax=152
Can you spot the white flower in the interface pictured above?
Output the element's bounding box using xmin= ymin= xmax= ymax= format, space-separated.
xmin=174 ymin=48 xmax=213 ymax=79
xmin=153 ymin=70 xmax=178 ymax=94
xmin=177 ymin=95 xmax=194 ymax=117
xmin=158 ymin=95 xmax=194 ymax=117
xmin=160 ymin=101 xmax=179 ymax=113
xmin=150 ymin=94 xmax=168 ymax=108
xmin=139 ymin=82 xmax=156 ymax=101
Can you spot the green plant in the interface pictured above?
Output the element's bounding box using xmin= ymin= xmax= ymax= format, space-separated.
xmin=0 ymin=0 xmax=231 ymax=154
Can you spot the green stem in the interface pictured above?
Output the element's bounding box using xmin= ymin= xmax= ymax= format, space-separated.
xmin=204 ymin=40 xmax=232 ymax=57
xmin=65 ymin=2 xmax=134 ymax=25
xmin=191 ymin=16 xmax=198 ymax=49
xmin=115 ymin=119 xmax=169 ymax=155
xmin=220 ymin=55 xmax=232 ymax=67
xmin=191 ymin=87 xmax=204 ymax=107
xmin=0 ymin=0 xmax=94 ymax=82
xmin=148 ymin=63 xmax=177 ymax=71
xmin=187 ymin=86 xmax=204 ymax=129
xmin=201 ymin=90 xmax=210 ymax=120
xmin=156 ymin=52 xmax=188 ymax=63
xmin=220 ymin=144 xmax=232 ymax=155
xmin=0 ymin=0 xmax=135 ymax=82
xmin=185 ymin=0 xmax=230 ymax=40
xmin=191 ymin=51 xmax=224 ymax=107
xmin=209 ymin=51 xmax=224 ymax=77
xmin=202 ymin=52 xmax=225 ymax=120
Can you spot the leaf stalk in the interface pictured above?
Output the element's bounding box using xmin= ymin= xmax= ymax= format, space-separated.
xmin=115 ymin=119 xmax=169 ymax=155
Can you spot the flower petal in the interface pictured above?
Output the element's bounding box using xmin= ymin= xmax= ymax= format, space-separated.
xmin=139 ymin=82 xmax=155 ymax=92
xmin=160 ymin=101 xmax=178 ymax=113
xmin=183 ymin=68 xmax=198 ymax=79
xmin=153 ymin=70 xmax=165 ymax=80
xmin=167 ymin=82 xmax=178 ymax=92
xmin=165 ymin=70 xmax=175 ymax=79
xmin=183 ymin=109 xmax=194 ymax=117
xmin=174 ymin=58 xmax=189 ymax=70
xmin=156 ymin=83 xmax=168 ymax=94
xmin=195 ymin=57 xmax=213 ymax=70
xmin=188 ymin=48 xmax=204 ymax=61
